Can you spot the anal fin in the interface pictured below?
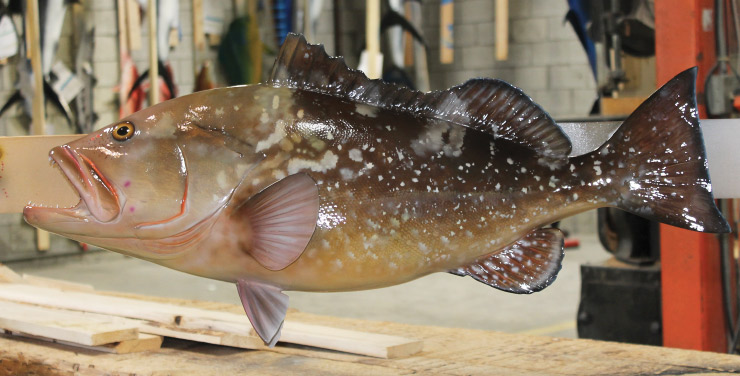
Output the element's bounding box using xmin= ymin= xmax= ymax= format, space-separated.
xmin=450 ymin=228 xmax=564 ymax=294
xmin=236 ymin=279 xmax=288 ymax=347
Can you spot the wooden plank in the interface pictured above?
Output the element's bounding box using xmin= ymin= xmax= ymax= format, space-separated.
xmin=0 ymin=284 xmax=422 ymax=357
xmin=148 ymin=0 xmax=159 ymax=105
xmin=365 ymin=0 xmax=381 ymax=79
xmin=126 ymin=0 xmax=142 ymax=51
xmin=11 ymin=332 xmax=163 ymax=354
xmin=0 ymin=284 xmax=184 ymax=325
xmin=495 ymin=0 xmax=508 ymax=60
xmin=26 ymin=0 xmax=49 ymax=252
xmin=139 ymin=322 xmax=265 ymax=349
xmin=3 ymin=118 xmax=740 ymax=215
xmin=0 ymin=264 xmax=22 ymax=283
xmin=192 ymin=0 xmax=205 ymax=50
xmin=22 ymin=274 xmax=95 ymax=292
xmin=0 ymin=134 xmax=80 ymax=214
xmin=600 ymin=97 xmax=647 ymax=116
xmin=281 ymin=322 xmax=422 ymax=359
xmin=439 ymin=0 xmax=454 ymax=63
xmin=0 ymin=301 xmax=139 ymax=346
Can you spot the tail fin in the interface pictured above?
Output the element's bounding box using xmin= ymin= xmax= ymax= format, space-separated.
xmin=594 ymin=67 xmax=730 ymax=233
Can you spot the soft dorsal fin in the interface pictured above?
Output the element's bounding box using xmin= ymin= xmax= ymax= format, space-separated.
xmin=268 ymin=34 xmax=571 ymax=160
xmin=449 ymin=228 xmax=564 ymax=294
xmin=236 ymin=173 xmax=319 ymax=271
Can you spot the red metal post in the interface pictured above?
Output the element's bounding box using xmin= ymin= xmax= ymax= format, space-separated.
xmin=655 ymin=0 xmax=726 ymax=352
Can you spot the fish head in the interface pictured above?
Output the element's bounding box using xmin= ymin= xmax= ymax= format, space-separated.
xmin=24 ymin=97 xmax=260 ymax=259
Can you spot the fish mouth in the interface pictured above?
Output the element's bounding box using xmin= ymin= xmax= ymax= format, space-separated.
xmin=24 ymin=145 xmax=121 ymax=231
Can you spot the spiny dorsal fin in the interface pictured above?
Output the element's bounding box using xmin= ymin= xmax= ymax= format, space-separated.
xmin=449 ymin=228 xmax=564 ymax=294
xmin=268 ymin=34 xmax=571 ymax=160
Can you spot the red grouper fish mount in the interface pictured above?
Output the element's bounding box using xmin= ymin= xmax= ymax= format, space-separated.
xmin=23 ymin=34 xmax=730 ymax=346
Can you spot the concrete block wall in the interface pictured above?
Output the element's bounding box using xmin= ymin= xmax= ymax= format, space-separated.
xmin=312 ymin=1 xmax=597 ymax=119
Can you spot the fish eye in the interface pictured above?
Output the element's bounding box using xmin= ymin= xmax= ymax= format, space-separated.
xmin=112 ymin=122 xmax=135 ymax=141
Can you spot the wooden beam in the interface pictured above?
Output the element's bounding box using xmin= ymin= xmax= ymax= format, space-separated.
xmin=22 ymin=274 xmax=95 ymax=292
xmin=0 ymin=284 xmax=423 ymax=358
xmin=12 ymin=332 xmax=163 ymax=354
xmin=365 ymin=0 xmax=381 ymax=79
xmin=126 ymin=0 xmax=142 ymax=51
xmin=0 ymin=264 xmax=22 ymax=284
xmin=148 ymin=0 xmax=159 ymax=105
xmin=25 ymin=0 xmax=50 ymax=252
xmin=0 ymin=301 xmax=139 ymax=346
xmin=281 ymin=321 xmax=423 ymax=359
xmin=495 ymin=0 xmax=508 ymax=60
xmin=439 ymin=0 xmax=453 ymax=63
xmin=192 ymin=0 xmax=205 ymax=50
xmin=0 ymin=134 xmax=81 ymax=214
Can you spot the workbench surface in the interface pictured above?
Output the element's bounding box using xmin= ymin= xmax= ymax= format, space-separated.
xmin=1 ymin=295 xmax=739 ymax=376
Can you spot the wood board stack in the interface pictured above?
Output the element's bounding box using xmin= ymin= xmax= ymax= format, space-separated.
xmin=0 ymin=264 xmax=423 ymax=358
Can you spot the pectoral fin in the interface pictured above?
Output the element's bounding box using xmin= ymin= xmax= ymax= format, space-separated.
xmin=449 ymin=228 xmax=564 ymax=294
xmin=237 ymin=173 xmax=320 ymax=271
xmin=236 ymin=279 xmax=288 ymax=347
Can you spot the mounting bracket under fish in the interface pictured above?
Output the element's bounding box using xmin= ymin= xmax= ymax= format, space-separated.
xmin=15 ymin=34 xmax=733 ymax=347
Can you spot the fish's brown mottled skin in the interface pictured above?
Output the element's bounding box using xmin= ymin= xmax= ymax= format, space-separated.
xmin=164 ymin=86 xmax=595 ymax=291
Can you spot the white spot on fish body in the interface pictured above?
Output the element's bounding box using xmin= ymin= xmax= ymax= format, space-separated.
xmin=507 ymin=158 xmax=514 ymax=165
xmin=570 ymin=164 xmax=575 ymax=172
xmin=349 ymin=149 xmax=363 ymax=162
xmin=378 ymin=175 xmax=384 ymax=181
xmin=594 ymin=166 xmax=602 ymax=175
xmin=522 ymin=188 xmax=528 ymax=194
xmin=216 ymin=170 xmax=229 ymax=189
xmin=573 ymin=193 xmax=579 ymax=200
xmin=355 ymin=103 xmax=378 ymax=117
xmin=287 ymin=150 xmax=339 ymax=174
xmin=340 ymin=168 xmax=354 ymax=180
xmin=495 ymin=183 xmax=501 ymax=190
xmin=272 ymin=95 xmax=280 ymax=109
xmin=215 ymin=107 xmax=224 ymax=116
xmin=255 ymin=120 xmax=286 ymax=152
xmin=326 ymin=131 xmax=334 ymax=140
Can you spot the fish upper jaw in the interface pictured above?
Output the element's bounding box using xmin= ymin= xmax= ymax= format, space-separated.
xmin=24 ymin=145 xmax=123 ymax=231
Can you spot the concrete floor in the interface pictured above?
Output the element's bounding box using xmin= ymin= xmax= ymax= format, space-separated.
xmin=10 ymin=233 xmax=609 ymax=339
